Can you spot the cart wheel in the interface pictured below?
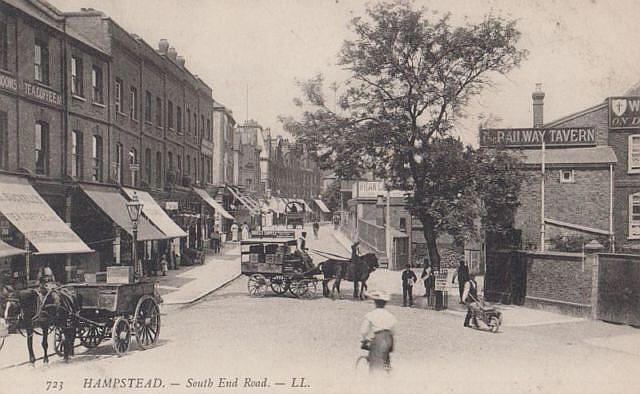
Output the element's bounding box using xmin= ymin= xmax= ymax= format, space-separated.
xmin=489 ymin=316 xmax=501 ymax=333
xmin=53 ymin=326 xmax=65 ymax=357
xmin=79 ymin=323 xmax=105 ymax=348
xmin=134 ymin=296 xmax=161 ymax=349
xmin=270 ymin=274 xmax=288 ymax=294
xmin=111 ymin=317 xmax=131 ymax=356
xmin=302 ymin=280 xmax=317 ymax=299
xmin=247 ymin=274 xmax=267 ymax=297
xmin=289 ymin=280 xmax=309 ymax=298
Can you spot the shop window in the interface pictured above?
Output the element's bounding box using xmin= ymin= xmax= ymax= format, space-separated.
xmin=71 ymin=130 xmax=83 ymax=179
xmin=559 ymin=170 xmax=574 ymax=183
xmin=156 ymin=97 xmax=162 ymax=126
xmin=115 ymin=78 xmax=122 ymax=113
xmin=629 ymin=135 xmax=640 ymax=173
xmin=71 ymin=56 xmax=83 ymax=97
xmin=145 ymin=91 xmax=152 ymax=122
xmin=630 ymin=193 xmax=640 ymax=239
xmin=0 ymin=21 xmax=7 ymax=71
xmin=115 ymin=143 xmax=123 ymax=184
xmin=129 ymin=86 xmax=137 ymax=120
xmin=0 ymin=111 xmax=7 ymax=169
xmin=168 ymin=100 xmax=174 ymax=129
xmin=92 ymin=65 xmax=103 ymax=104
xmin=144 ymin=148 xmax=151 ymax=183
xmin=92 ymin=135 xmax=103 ymax=182
xmin=34 ymin=39 xmax=49 ymax=84
xmin=35 ymin=121 xmax=49 ymax=175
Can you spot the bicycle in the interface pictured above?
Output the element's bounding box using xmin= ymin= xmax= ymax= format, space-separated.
xmin=355 ymin=340 xmax=392 ymax=375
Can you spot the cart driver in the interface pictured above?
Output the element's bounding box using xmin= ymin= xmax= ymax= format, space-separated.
xmin=295 ymin=232 xmax=314 ymax=273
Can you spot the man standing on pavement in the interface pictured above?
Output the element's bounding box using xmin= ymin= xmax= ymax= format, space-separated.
xmin=452 ymin=260 xmax=470 ymax=304
xmin=463 ymin=274 xmax=480 ymax=328
xmin=402 ymin=264 xmax=417 ymax=307
xmin=351 ymin=241 xmax=362 ymax=298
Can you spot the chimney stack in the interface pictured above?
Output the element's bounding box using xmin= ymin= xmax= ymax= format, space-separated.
xmin=167 ymin=47 xmax=177 ymax=61
xmin=532 ymin=83 xmax=545 ymax=128
xmin=158 ymin=39 xmax=169 ymax=54
xmin=177 ymin=56 xmax=185 ymax=68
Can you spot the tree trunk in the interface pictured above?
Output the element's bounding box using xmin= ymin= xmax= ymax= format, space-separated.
xmin=421 ymin=216 xmax=441 ymax=271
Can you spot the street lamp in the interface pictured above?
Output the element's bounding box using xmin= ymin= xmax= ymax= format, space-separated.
xmin=126 ymin=192 xmax=144 ymax=278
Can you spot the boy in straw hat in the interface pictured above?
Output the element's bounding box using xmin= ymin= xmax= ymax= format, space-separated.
xmin=360 ymin=290 xmax=396 ymax=373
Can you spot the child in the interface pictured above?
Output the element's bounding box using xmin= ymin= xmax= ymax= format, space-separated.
xmin=160 ymin=254 xmax=168 ymax=276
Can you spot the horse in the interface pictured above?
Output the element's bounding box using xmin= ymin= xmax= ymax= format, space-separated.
xmin=1 ymin=283 xmax=79 ymax=364
xmin=317 ymin=253 xmax=379 ymax=299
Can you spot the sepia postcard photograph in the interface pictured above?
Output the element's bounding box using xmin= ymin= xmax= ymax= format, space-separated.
xmin=0 ymin=0 xmax=639 ymax=393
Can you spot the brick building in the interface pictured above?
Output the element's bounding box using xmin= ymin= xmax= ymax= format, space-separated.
xmin=0 ymin=0 xmax=230 ymax=283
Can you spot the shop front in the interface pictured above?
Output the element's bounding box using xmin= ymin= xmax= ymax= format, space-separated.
xmin=0 ymin=174 xmax=93 ymax=287
xmin=193 ymin=187 xmax=235 ymax=247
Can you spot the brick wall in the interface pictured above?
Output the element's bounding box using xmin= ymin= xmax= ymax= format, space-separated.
xmin=549 ymin=105 xmax=609 ymax=146
xmin=523 ymin=251 xmax=594 ymax=317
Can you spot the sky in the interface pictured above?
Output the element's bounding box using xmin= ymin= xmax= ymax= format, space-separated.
xmin=49 ymin=0 xmax=640 ymax=146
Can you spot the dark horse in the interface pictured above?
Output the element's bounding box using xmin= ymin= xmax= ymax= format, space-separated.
xmin=1 ymin=284 xmax=79 ymax=364
xmin=316 ymin=253 xmax=379 ymax=299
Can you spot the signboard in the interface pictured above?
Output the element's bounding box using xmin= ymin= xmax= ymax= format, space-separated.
xmin=0 ymin=72 xmax=17 ymax=93
xmin=22 ymin=81 xmax=62 ymax=106
xmin=609 ymin=97 xmax=640 ymax=128
xmin=434 ymin=269 xmax=448 ymax=291
xmin=352 ymin=181 xmax=406 ymax=198
xmin=129 ymin=163 xmax=140 ymax=171
xmin=479 ymin=128 xmax=596 ymax=147
xmin=165 ymin=201 xmax=179 ymax=210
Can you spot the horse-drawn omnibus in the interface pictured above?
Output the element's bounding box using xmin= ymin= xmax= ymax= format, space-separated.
xmin=284 ymin=201 xmax=305 ymax=229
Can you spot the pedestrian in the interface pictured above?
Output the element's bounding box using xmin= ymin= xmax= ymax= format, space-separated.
xmin=401 ymin=264 xmax=417 ymax=307
xmin=241 ymin=222 xmax=250 ymax=241
xmin=159 ymin=254 xmax=168 ymax=276
xmin=231 ymin=222 xmax=239 ymax=242
xmin=420 ymin=263 xmax=434 ymax=298
xmin=312 ymin=221 xmax=320 ymax=239
xmin=360 ymin=290 xmax=396 ymax=374
xmin=463 ymin=274 xmax=480 ymax=328
xmin=351 ymin=241 xmax=362 ymax=298
xmin=452 ymin=260 xmax=469 ymax=304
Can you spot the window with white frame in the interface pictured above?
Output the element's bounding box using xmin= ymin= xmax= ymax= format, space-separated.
xmin=629 ymin=135 xmax=640 ymax=173
xmin=630 ymin=193 xmax=640 ymax=239
xmin=129 ymin=86 xmax=137 ymax=120
xmin=71 ymin=56 xmax=83 ymax=96
xmin=559 ymin=169 xmax=574 ymax=183
xmin=115 ymin=78 xmax=122 ymax=113
xmin=92 ymin=65 xmax=103 ymax=104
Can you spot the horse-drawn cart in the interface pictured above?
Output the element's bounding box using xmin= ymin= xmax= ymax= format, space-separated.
xmin=57 ymin=280 xmax=161 ymax=356
xmin=241 ymin=237 xmax=318 ymax=299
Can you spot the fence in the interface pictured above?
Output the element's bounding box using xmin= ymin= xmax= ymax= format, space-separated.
xmin=358 ymin=219 xmax=385 ymax=253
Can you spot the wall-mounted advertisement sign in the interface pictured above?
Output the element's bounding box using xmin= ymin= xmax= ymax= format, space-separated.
xmin=609 ymin=97 xmax=640 ymax=128
xmin=22 ymin=81 xmax=62 ymax=106
xmin=352 ymin=181 xmax=406 ymax=199
xmin=479 ymin=127 xmax=596 ymax=148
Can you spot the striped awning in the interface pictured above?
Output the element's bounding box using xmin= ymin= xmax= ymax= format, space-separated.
xmin=0 ymin=174 xmax=93 ymax=254
xmin=314 ymin=199 xmax=330 ymax=213
xmin=193 ymin=188 xmax=235 ymax=220
xmin=122 ymin=188 xmax=187 ymax=238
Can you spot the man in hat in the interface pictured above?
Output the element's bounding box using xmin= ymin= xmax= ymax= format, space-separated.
xmin=463 ymin=274 xmax=480 ymax=328
xmin=296 ymin=231 xmax=314 ymax=273
xmin=360 ymin=290 xmax=396 ymax=374
xmin=452 ymin=260 xmax=470 ymax=304
xmin=351 ymin=241 xmax=362 ymax=298
xmin=401 ymin=264 xmax=417 ymax=307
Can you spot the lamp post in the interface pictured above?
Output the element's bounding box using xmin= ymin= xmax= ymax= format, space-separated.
xmin=126 ymin=192 xmax=144 ymax=279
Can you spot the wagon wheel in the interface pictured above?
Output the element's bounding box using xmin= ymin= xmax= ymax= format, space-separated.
xmin=270 ymin=274 xmax=288 ymax=294
xmin=78 ymin=323 xmax=106 ymax=349
xmin=111 ymin=317 xmax=131 ymax=356
xmin=302 ymin=280 xmax=317 ymax=299
xmin=53 ymin=326 xmax=65 ymax=357
xmin=289 ymin=280 xmax=310 ymax=298
xmin=134 ymin=296 xmax=161 ymax=349
xmin=247 ymin=274 xmax=267 ymax=297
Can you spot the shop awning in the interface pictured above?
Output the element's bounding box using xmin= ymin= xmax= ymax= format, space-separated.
xmin=299 ymin=199 xmax=312 ymax=212
xmin=314 ymin=199 xmax=331 ymax=213
xmin=0 ymin=239 xmax=26 ymax=258
xmin=122 ymin=188 xmax=187 ymax=238
xmin=193 ymin=188 xmax=235 ymax=220
xmin=79 ymin=184 xmax=168 ymax=241
xmin=0 ymin=174 xmax=93 ymax=254
xmin=226 ymin=185 xmax=259 ymax=215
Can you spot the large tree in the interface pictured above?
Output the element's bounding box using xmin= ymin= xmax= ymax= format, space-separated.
xmin=281 ymin=1 xmax=526 ymax=268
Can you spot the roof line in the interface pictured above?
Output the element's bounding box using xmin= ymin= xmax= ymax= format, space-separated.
xmin=543 ymin=101 xmax=607 ymax=128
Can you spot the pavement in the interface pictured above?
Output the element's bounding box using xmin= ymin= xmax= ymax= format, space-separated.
xmin=330 ymin=228 xmax=585 ymax=328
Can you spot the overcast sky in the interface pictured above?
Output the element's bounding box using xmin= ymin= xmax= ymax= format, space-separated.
xmin=49 ymin=0 xmax=640 ymax=145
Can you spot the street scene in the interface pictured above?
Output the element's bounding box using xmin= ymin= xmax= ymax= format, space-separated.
xmin=2 ymin=0 xmax=640 ymax=393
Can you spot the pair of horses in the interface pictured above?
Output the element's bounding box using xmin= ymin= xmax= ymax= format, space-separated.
xmin=0 ymin=283 xmax=79 ymax=364
xmin=313 ymin=253 xmax=379 ymax=299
